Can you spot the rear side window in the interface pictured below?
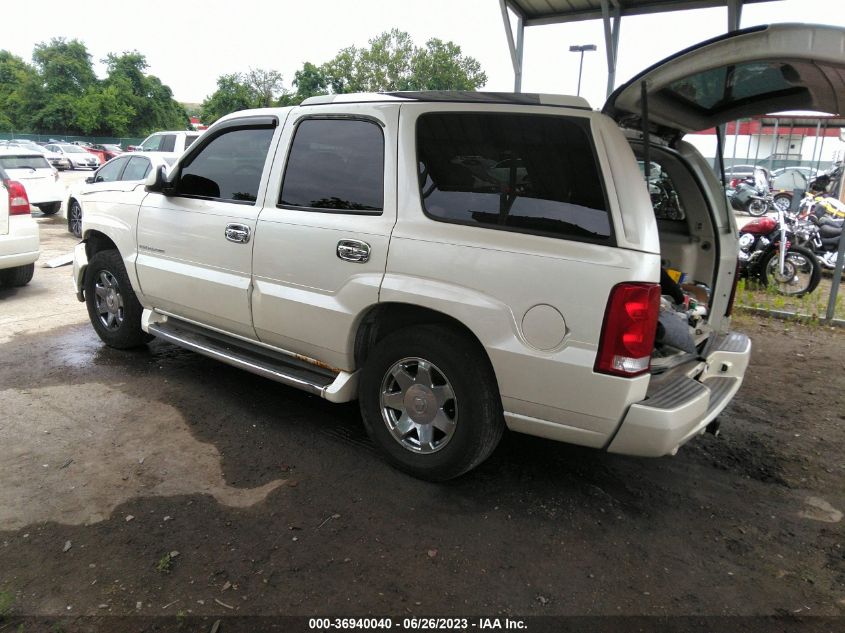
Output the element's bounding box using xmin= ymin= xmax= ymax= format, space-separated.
xmin=416 ymin=113 xmax=612 ymax=243
xmin=279 ymin=118 xmax=384 ymax=213
xmin=122 ymin=156 xmax=151 ymax=181
xmin=0 ymin=155 xmax=50 ymax=170
xmin=184 ymin=135 xmax=199 ymax=149
xmin=174 ymin=127 xmax=274 ymax=203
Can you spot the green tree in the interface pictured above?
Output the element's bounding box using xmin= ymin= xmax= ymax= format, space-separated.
xmin=0 ymin=51 xmax=41 ymax=131
xmin=200 ymin=73 xmax=255 ymax=124
xmin=244 ymin=68 xmax=286 ymax=108
xmin=315 ymin=29 xmax=487 ymax=95
xmin=32 ymin=38 xmax=96 ymax=95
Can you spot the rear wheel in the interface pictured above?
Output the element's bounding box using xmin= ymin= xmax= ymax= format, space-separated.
xmin=359 ymin=324 xmax=504 ymax=481
xmin=84 ymin=249 xmax=152 ymax=348
xmin=0 ymin=263 xmax=35 ymax=287
xmin=68 ymin=199 xmax=82 ymax=238
xmin=760 ymin=245 xmax=820 ymax=296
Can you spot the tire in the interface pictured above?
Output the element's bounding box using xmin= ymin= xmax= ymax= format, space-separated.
xmin=359 ymin=324 xmax=504 ymax=481
xmin=748 ymin=199 xmax=768 ymax=217
xmin=773 ymin=193 xmax=792 ymax=214
xmin=36 ymin=202 xmax=60 ymax=215
xmin=84 ymin=249 xmax=152 ymax=349
xmin=0 ymin=263 xmax=34 ymax=287
xmin=760 ymin=245 xmax=820 ymax=297
xmin=68 ymin=199 xmax=82 ymax=238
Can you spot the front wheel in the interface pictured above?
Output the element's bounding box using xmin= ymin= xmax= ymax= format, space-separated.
xmin=748 ymin=199 xmax=769 ymax=217
xmin=359 ymin=324 xmax=504 ymax=481
xmin=760 ymin=245 xmax=821 ymax=296
xmin=84 ymin=249 xmax=152 ymax=348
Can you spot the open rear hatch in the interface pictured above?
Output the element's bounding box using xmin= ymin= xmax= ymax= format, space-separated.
xmin=603 ymin=23 xmax=845 ymax=141
xmin=603 ymin=23 xmax=845 ymax=370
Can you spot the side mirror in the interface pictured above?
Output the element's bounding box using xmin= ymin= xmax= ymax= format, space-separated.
xmin=85 ymin=176 xmax=95 ymax=184
xmin=145 ymin=165 xmax=169 ymax=193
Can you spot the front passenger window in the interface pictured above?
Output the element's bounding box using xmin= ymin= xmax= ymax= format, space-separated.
xmin=173 ymin=127 xmax=274 ymax=203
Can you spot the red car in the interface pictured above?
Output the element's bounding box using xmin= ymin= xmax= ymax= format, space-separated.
xmin=90 ymin=144 xmax=124 ymax=161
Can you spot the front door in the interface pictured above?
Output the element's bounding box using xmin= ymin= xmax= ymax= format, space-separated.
xmin=135 ymin=119 xmax=279 ymax=339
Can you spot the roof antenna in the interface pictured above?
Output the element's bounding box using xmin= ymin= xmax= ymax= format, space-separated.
xmin=640 ymin=81 xmax=650 ymax=183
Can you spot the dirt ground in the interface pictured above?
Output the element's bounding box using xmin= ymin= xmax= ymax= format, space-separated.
xmin=0 ymin=209 xmax=844 ymax=631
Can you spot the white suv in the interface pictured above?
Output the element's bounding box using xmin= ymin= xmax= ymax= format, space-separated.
xmin=72 ymin=25 xmax=844 ymax=480
xmin=133 ymin=130 xmax=203 ymax=155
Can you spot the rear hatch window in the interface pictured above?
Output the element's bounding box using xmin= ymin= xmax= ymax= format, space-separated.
xmin=0 ymin=155 xmax=51 ymax=171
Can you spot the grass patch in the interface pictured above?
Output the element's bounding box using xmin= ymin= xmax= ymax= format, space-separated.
xmin=0 ymin=590 xmax=14 ymax=620
xmin=735 ymin=275 xmax=845 ymax=322
xmin=156 ymin=553 xmax=174 ymax=574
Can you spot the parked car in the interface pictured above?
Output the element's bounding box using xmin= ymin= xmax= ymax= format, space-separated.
xmin=771 ymin=166 xmax=818 ymax=191
xmin=65 ymin=153 xmax=176 ymax=238
xmin=90 ymin=144 xmax=124 ymax=161
xmin=0 ymin=141 xmax=71 ymax=170
xmin=0 ymin=166 xmax=39 ymax=287
xmin=73 ymin=24 xmax=843 ymax=480
xmin=44 ymin=143 xmax=101 ymax=170
xmin=133 ymin=130 xmax=203 ymax=155
xmin=0 ymin=148 xmax=64 ymax=215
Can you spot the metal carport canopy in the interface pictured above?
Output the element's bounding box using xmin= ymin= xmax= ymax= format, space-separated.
xmin=499 ymin=0 xmax=776 ymax=95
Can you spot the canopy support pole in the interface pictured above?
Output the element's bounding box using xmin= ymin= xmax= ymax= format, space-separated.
xmin=727 ymin=0 xmax=743 ymax=32
xmin=499 ymin=0 xmax=525 ymax=92
xmin=601 ymin=0 xmax=622 ymax=97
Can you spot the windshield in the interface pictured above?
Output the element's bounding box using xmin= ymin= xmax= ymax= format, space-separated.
xmin=0 ymin=155 xmax=51 ymax=170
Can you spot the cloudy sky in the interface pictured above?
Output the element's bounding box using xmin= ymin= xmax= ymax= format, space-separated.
xmin=2 ymin=0 xmax=842 ymax=108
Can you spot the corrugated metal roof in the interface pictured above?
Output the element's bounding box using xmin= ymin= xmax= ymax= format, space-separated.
xmin=507 ymin=0 xmax=773 ymax=26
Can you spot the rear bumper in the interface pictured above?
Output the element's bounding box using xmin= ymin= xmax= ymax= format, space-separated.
xmin=607 ymin=332 xmax=751 ymax=457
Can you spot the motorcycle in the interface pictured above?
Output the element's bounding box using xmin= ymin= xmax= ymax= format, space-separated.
xmin=729 ymin=167 xmax=774 ymax=217
xmin=791 ymin=214 xmax=843 ymax=270
xmin=738 ymin=205 xmax=821 ymax=296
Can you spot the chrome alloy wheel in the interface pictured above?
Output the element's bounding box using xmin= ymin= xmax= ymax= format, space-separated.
xmin=69 ymin=201 xmax=82 ymax=238
xmin=93 ymin=270 xmax=124 ymax=330
xmin=380 ymin=357 xmax=457 ymax=454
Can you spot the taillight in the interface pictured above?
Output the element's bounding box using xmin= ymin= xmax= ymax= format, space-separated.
xmin=725 ymin=259 xmax=740 ymax=317
xmin=595 ymin=282 xmax=660 ymax=377
xmin=7 ymin=180 xmax=31 ymax=215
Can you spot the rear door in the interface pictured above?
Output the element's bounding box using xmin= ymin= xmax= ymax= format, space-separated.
xmin=250 ymin=104 xmax=398 ymax=370
xmin=135 ymin=116 xmax=280 ymax=339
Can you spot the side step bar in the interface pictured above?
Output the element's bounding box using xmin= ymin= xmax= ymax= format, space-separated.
xmin=143 ymin=312 xmax=358 ymax=403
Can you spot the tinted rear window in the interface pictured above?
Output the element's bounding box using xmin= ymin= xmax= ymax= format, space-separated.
xmin=0 ymin=155 xmax=51 ymax=170
xmin=416 ymin=113 xmax=612 ymax=243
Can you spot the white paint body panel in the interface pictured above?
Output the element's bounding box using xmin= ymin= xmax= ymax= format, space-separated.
xmin=0 ymin=180 xmax=40 ymax=270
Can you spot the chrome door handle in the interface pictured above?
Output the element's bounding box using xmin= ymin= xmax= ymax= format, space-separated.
xmin=225 ymin=223 xmax=251 ymax=244
xmin=337 ymin=239 xmax=371 ymax=263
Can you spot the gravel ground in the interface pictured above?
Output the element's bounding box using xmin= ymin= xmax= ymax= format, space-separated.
xmin=0 ymin=206 xmax=843 ymax=632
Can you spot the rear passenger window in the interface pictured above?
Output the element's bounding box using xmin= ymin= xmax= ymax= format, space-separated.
xmin=122 ymin=156 xmax=151 ymax=181
xmin=174 ymin=127 xmax=274 ymax=203
xmin=279 ymin=119 xmax=384 ymax=213
xmin=416 ymin=113 xmax=612 ymax=243
xmin=159 ymin=135 xmax=176 ymax=153
xmin=184 ymin=135 xmax=199 ymax=149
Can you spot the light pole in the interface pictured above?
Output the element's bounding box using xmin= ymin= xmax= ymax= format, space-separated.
xmin=569 ymin=44 xmax=597 ymax=97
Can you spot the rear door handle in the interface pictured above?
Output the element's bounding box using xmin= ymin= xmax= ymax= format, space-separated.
xmin=337 ymin=239 xmax=371 ymax=263
xmin=225 ymin=223 xmax=251 ymax=244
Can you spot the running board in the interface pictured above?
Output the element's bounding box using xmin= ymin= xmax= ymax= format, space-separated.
xmin=143 ymin=313 xmax=358 ymax=403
